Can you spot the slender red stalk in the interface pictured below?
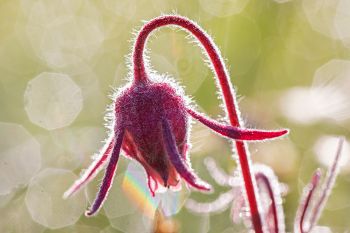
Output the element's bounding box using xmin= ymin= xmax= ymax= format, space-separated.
xmin=256 ymin=174 xmax=278 ymax=233
xmin=133 ymin=15 xmax=263 ymax=233
xmin=294 ymin=138 xmax=344 ymax=233
xmin=255 ymin=166 xmax=285 ymax=233
xmin=308 ymin=138 xmax=344 ymax=229
xmin=295 ymin=169 xmax=322 ymax=233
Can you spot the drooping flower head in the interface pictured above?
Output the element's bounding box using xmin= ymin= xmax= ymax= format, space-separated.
xmin=64 ymin=15 xmax=288 ymax=217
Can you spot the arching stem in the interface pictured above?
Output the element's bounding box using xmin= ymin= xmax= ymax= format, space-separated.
xmin=133 ymin=15 xmax=264 ymax=233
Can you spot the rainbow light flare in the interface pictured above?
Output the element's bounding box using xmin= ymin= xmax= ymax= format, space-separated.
xmin=121 ymin=161 xmax=190 ymax=218
xmin=121 ymin=161 xmax=159 ymax=218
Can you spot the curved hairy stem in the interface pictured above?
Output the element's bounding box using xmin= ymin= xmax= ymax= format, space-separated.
xmin=133 ymin=15 xmax=265 ymax=233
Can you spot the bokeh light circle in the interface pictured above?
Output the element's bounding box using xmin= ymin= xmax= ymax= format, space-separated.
xmin=24 ymin=0 xmax=105 ymax=68
xmin=25 ymin=168 xmax=86 ymax=229
xmin=198 ymin=0 xmax=250 ymax=17
xmin=24 ymin=72 xmax=83 ymax=130
xmin=0 ymin=122 xmax=41 ymax=195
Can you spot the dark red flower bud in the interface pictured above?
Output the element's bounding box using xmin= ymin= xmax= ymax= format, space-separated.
xmin=64 ymin=15 xmax=288 ymax=218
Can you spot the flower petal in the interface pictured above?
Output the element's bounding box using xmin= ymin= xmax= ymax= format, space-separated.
xmin=63 ymin=136 xmax=115 ymax=199
xmin=187 ymin=108 xmax=289 ymax=141
xmin=85 ymin=127 xmax=125 ymax=216
xmin=161 ymin=119 xmax=211 ymax=191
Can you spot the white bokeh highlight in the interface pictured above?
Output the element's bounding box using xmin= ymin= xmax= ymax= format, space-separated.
xmin=0 ymin=122 xmax=41 ymax=195
xmin=102 ymin=170 xmax=153 ymax=233
xmin=302 ymin=0 xmax=350 ymax=48
xmin=37 ymin=127 xmax=105 ymax=170
xmin=103 ymin=173 xmax=139 ymax=219
xmin=23 ymin=0 xmax=105 ymax=68
xmin=103 ymin=0 xmax=138 ymax=20
xmin=24 ymin=72 xmax=83 ymax=130
xmin=252 ymin=139 xmax=298 ymax=175
xmin=0 ymin=195 xmax=45 ymax=233
xmin=313 ymin=135 xmax=350 ymax=173
xmin=199 ymin=0 xmax=250 ymax=17
xmin=0 ymin=192 xmax=15 ymax=208
xmin=273 ymin=0 xmax=292 ymax=3
xmin=302 ymin=0 xmax=340 ymax=39
xmin=334 ymin=0 xmax=350 ymax=48
xmin=109 ymin=212 xmax=154 ymax=233
xmin=310 ymin=226 xmax=332 ymax=233
xmin=279 ymin=86 xmax=347 ymax=124
xmin=44 ymin=225 xmax=100 ymax=233
xmin=280 ymin=59 xmax=350 ymax=124
xmin=25 ymin=168 xmax=86 ymax=229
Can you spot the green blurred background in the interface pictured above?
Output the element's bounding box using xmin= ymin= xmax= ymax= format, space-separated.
xmin=1 ymin=0 xmax=350 ymax=232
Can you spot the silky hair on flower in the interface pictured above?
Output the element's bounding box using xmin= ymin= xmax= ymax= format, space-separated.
xmin=63 ymin=15 xmax=288 ymax=227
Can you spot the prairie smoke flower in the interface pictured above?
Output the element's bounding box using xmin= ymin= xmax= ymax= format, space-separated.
xmin=64 ymin=15 xmax=288 ymax=217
